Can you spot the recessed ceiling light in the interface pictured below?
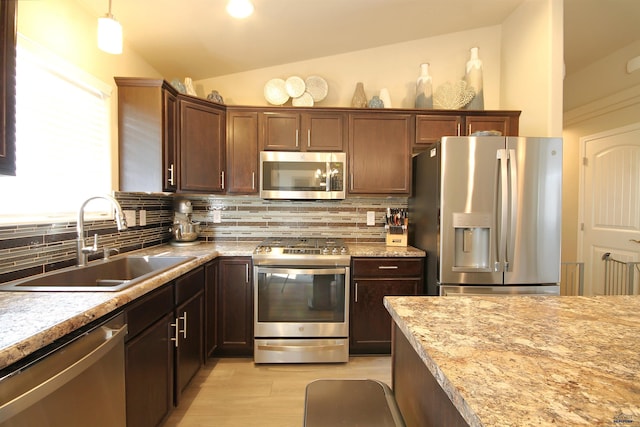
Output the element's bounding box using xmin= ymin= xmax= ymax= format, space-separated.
xmin=226 ymin=0 xmax=254 ymax=19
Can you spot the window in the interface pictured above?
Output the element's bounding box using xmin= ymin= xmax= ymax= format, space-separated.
xmin=0 ymin=34 xmax=113 ymax=223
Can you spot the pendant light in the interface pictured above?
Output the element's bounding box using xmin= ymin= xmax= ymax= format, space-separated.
xmin=98 ymin=0 xmax=123 ymax=54
xmin=226 ymin=0 xmax=254 ymax=19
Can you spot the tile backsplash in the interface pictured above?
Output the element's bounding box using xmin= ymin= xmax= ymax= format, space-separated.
xmin=0 ymin=192 xmax=406 ymax=283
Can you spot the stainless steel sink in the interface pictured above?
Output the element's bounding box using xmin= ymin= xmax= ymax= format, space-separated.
xmin=0 ymin=256 xmax=196 ymax=292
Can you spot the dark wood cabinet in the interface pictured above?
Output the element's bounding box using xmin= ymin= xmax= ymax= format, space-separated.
xmin=350 ymin=258 xmax=423 ymax=354
xmin=204 ymin=260 xmax=218 ymax=358
xmin=216 ymin=257 xmax=253 ymax=356
xmin=116 ymin=78 xmax=225 ymax=193
xmin=414 ymin=111 xmax=520 ymax=153
xmin=174 ymin=267 xmax=205 ymax=404
xmin=125 ymin=285 xmax=175 ymax=427
xmin=178 ymin=97 xmax=225 ymax=193
xmin=116 ymin=78 xmax=179 ymax=192
xmin=226 ymin=109 xmax=258 ymax=194
xmin=465 ymin=114 xmax=518 ymax=136
xmin=124 ymin=267 xmax=205 ymax=426
xmin=0 ymin=0 xmax=16 ymax=176
xmin=348 ymin=113 xmax=412 ymax=195
xmin=415 ymin=114 xmax=462 ymax=147
xmin=260 ymin=110 xmax=345 ymax=151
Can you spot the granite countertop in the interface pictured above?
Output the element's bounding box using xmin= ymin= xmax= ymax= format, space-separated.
xmin=0 ymin=242 xmax=256 ymax=371
xmin=384 ymin=295 xmax=640 ymax=427
xmin=0 ymin=241 xmax=423 ymax=371
xmin=348 ymin=243 xmax=425 ymax=257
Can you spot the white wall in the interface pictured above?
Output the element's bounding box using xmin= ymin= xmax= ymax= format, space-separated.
xmin=16 ymin=0 xmax=162 ymax=190
xmin=196 ymin=26 xmax=503 ymax=110
xmin=562 ymin=32 xmax=640 ymax=263
xmin=501 ymin=0 xmax=564 ymax=137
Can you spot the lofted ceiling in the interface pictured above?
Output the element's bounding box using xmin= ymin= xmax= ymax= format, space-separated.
xmin=75 ymin=0 xmax=640 ymax=81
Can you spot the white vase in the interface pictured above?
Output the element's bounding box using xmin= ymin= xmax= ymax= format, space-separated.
xmin=415 ymin=63 xmax=433 ymax=109
xmin=379 ymin=88 xmax=392 ymax=108
xmin=184 ymin=77 xmax=197 ymax=96
xmin=464 ymin=47 xmax=484 ymax=110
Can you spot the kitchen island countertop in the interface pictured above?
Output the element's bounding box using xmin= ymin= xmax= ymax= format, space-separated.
xmin=384 ymin=295 xmax=640 ymax=426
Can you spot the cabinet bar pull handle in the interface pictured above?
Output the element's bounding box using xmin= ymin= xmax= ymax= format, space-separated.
xmin=170 ymin=318 xmax=180 ymax=347
xmin=252 ymin=172 xmax=255 ymax=190
xmin=456 ymin=123 xmax=461 ymax=136
xmin=350 ymin=173 xmax=353 ymax=191
xmin=378 ymin=265 xmax=399 ymax=269
xmin=168 ymin=164 xmax=175 ymax=185
xmin=354 ymin=282 xmax=358 ymax=303
xmin=295 ymin=129 xmax=299 ymax=147
xmin=307 ymin=129 xmax=311 ymax=147
xmin=221 ymin=171 xmax=225 ymax=190
xmin=468 ymin=123 xmax=472 ymax=135
xmin=180 ymin=311 xmax=187 ymax=339
xmin=246 ymin=264 xmax=249 ymax=283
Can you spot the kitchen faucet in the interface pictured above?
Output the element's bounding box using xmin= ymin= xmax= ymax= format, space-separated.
xmin=76 ymin=195 xmax=127 ymax=267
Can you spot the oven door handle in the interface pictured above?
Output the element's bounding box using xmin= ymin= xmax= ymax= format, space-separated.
xmin=255 ymin=267 xmax=347 ymax=276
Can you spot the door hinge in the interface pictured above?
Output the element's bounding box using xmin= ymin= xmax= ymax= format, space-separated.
xmin=583 ymin=157 xmax=588 ymax=166
xmin=580 ymin=223 xmax=584 ymax=231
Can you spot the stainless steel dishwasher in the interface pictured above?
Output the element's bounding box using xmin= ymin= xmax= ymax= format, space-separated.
xmin=0 ymin=312 xmax=127 ymax=427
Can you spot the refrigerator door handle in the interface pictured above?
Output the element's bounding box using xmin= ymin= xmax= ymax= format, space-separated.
xmin=506 ymin=149 xmax=518 ymax=272
xmin=497 ymin=149 xmax=508 ymax=272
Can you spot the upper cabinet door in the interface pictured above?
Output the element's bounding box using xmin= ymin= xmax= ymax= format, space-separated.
xmin=0 ymin=0 xmax=17 ymax=176
xmin=259 ymin=112 xmax=300 ymax=150
xmin=348 ymin=113 xmax=412 ymax=195
xmin=464 ymin=114 xmax=519 ymax=136
xmin=259 ymin=110 xmax=345 ymax=152
xmin=414 ymin=115 xmax=462 ymax=150
xmin=226 ymin=110 xmax=258 ymax=194
xmin=302 ymin=113 xmax=345 ymax=152
xmin=163 ymin=90 xmax=178 ymax=192
xmin=179 ymin=97 xmax=226 ymax=193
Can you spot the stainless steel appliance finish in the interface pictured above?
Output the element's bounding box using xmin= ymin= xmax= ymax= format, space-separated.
xmin=260 ymin=151 xmax=346 ymax=200
xmin=0 ymin=313 xmax=127 ymax=426
xmin=410 ymin=136 xmax=562 ymax=296
xmin=253 ymin=238 xmax=350 ymax=363
xmin=440 ymin=284 xmax=560 ymax=296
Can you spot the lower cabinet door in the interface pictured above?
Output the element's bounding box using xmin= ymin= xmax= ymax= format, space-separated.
xmin=125 ymin=312 xmax=174 ymax=427
xmin=350 ymin=279 xmax=419 ymax=354
xmin=175 ymin=292 xmax=204 ymax=404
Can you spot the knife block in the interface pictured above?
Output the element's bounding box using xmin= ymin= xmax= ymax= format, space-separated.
xmin=385 ymin=225 xmax=408 ymax=247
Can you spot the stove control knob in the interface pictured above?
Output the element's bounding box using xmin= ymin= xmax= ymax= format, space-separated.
xmin=322 ymin=247 xmax=330 ymax=255
xmin=331 ymin=247 xmax=339 ymax=255
xmin=264 ymin=246 xmax=271 ymax=253
xmin=340 ymin=247 xmax=348 ymax=255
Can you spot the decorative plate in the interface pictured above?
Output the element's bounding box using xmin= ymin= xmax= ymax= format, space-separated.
xmin=305 ymin=75 xmax=328 ymax=102
xmin=292 ymin=92 xmax=314 ymax=107
xmin=264 ymin=78 xmax=289 ymax=105
xmin=285 ymin=76 xmax=306 ymax=98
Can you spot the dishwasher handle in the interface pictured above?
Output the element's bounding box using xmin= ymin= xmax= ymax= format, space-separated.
xmin=0 ymin=320 xmax=128 ymax=423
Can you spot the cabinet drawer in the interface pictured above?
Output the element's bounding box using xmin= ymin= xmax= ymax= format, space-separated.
xmin=352 ymin=258 xmax=423 ymax=277
xmin=175 ymin=266 xmax=204 ymax=305
xmin=126 ymin=285 xmax=174 ymax=339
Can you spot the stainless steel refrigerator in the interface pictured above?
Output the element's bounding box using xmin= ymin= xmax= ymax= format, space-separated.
xmin=409 ymin=136 xmax=562 ymax=296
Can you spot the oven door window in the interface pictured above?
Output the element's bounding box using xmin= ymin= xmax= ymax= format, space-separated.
xmin=256 ymin=268 xmax=346 ymax=323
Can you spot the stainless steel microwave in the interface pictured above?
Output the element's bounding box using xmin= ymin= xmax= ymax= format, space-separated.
xmin=260 ymin=151 xmax=346 ymax=200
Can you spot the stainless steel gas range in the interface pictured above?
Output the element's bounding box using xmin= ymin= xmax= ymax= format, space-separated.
xmin=252 ymin=238 xmax=350 ymax=363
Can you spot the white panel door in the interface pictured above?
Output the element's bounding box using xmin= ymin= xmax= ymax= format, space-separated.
xmin=580 ymin=123 xmax=640 ymax=295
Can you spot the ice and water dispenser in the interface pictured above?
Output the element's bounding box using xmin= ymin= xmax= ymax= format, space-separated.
xmin=452 ymin=213 xmax=492 ymax=272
